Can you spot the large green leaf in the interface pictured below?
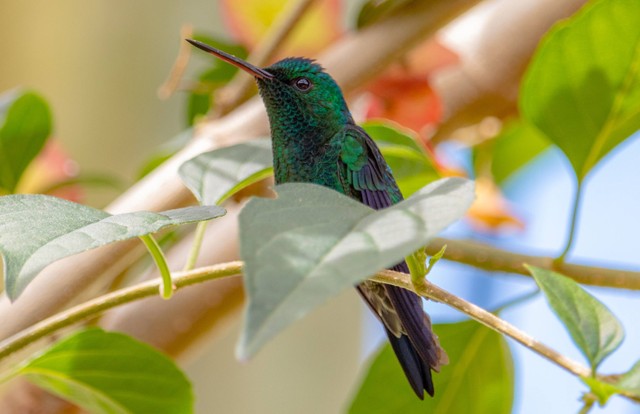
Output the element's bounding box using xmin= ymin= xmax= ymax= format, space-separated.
xmin=363 ymin=121 xmax=440 ymax=197
xmin=527 ymin=265 xmax=624 ymax=370
xmin=0 ymin=89 xmax=52 ymax=193
xmin=0 ymin=195 xmax=225 ymax=300
xmin=17 ymin=328 xmax=192 ymax=414
xmin=520 ymin=0 xmax=640 ymax=180
xmin=178 ymin=139 xmax=273 ymax=205
xmin=237 ymin=178 xmax=474 ymax=359
xmin=349 ymin=320 xmax=513 ymax=413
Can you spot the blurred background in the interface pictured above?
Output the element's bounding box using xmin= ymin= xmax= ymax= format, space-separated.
xmin=1 ymin=0 xmax=639 ymax=413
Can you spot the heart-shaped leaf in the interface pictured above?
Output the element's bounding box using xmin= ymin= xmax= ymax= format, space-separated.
xmin=0 ymin=89 xmax=52 ymax=193
xmin=527 ymin=265 xmax=624 ymax=370
xmin=17 ymin=328 xmax=192 ymax=414
xmin=521 ymin=0 xmax=640 ymax=180
xmin=0 ymin=195 xmax=225 ymax=300
xmin=349 ymin=320 xmax=513 ymax=413
xmin=178 ymin=139 xmax=273 ymax=205
xmin=237 ymin=178 xmax=474 ymax=359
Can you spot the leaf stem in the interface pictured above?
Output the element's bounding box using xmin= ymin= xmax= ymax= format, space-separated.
xmin=139 ymin=235 xmax=174 ymax=299
xmin=558 ymin=181 xmax=583 ymax=263
xmin=183 ymin=221 xmax=209 ymax=271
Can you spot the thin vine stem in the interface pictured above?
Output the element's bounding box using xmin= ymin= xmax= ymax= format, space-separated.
xmin=558 ymin=181 xmax=584 ymax=262
xmin=0 ymin=262 xmax=243 ymax=362
xmin=2 ymin=261 xmax=639 ymax=403
xmin=0 ymin=262 xmax=592 ymax=381
xmin=183 ymin=221 xmax=209 ymax=271
xmin=139 ymin=235 xmax=174 ymax=299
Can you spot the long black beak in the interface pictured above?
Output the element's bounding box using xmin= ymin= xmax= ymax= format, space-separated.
xmin=186 ymin=39 xmax=274 ymax=80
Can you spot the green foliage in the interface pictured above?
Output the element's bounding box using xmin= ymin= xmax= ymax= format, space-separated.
xmin=363 ymin=121 xmax=440 ymax=197
xmin=178 ymin=139 xmax=273 ymax=205
xmin=236 ymin=178 xmax=473 ymax=359
xmin=616 ymin=360 xmax=640 ymax=397
xmin=138 ymin=129 xmax=193 ymax=179
xmin=0 ymin=194 xmax=225 ymax=300
xmin=349 ymin=320 xmax=513 ymax=413
xmin=474 ymin=119 xmax=549 ymax=184
xmin=581 ymin=359 xmax=640 ymax=404
xmin=527 ymin=265 xmax=624 ymax=371
xmin=0 ymin=89 xmax=51 ymax=193
xmin=521 ymin=0 xmax=640 ymax=181
xmin=187 ymin=34 xmax=247 ymax=125
xmin=15 ymin=328 xmax=193 ymax=414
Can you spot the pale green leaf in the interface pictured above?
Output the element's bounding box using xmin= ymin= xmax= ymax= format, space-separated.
xmin=0 ymin=89 xmax=52 ymax=193
xmin=18 ymin=328 xmax=192 ymax=414
xmin=0 ymin=195 xmax=225 ymax=299
xmin=615 ymin=360 xmax=640 ymax=397
xmin=363 ymin=121 xmax=440 ymax=197
xmin=237 ymin=178 xmax=474 ymax=359
xmin=521 ymin=0 xmax=640 ymax=180
xmin=527 ymin=265 xmax=624 ymax=370
xmin=178 ymin=139 xmax=273 ymax=205
xmin=349 ymin=320 xmax=514 ymax=413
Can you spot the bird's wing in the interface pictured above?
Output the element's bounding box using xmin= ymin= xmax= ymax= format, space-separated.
xmin=338 ymin=124 xmax=403 ymax=208
xmin=338 ymin=125 xmax=446 ymax=397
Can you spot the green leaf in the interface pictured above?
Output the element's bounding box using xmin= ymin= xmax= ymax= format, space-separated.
xmin=617 ymin=360 xmax=640 ymax=395
xmin=520 ymin=0 xmax=640 ymax=180
xmin=17 ymin=328 xmax=192 ymax=414
xmin=0 ymin=89 xmax=52 ymax=193
xmin=187 ymin=34 xmax=247 ymax=125
xmin=527 ymin=265 xmax=624 ymax=370
xmin=0 ymin=195 xmax=225 ymax=300
xmin=363 ymin=121 xmax=440 ymax=197
xmin=474 ymin=119 xmax=549 ymax=184
xmin=427 ymin=244 xmax=447 ymax=275
xmin=178 ymin=139 xmax=273 ymax=205
xmin=237 ymin=178 xmax=474 ymax=359
xmin=349 ymin=320 xmax=514 ymax=413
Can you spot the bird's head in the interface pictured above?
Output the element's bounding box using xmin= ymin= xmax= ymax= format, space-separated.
xmin=186 ymin=39 xmax=353 ymax=136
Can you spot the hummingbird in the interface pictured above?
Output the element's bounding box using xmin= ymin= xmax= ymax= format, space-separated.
xmin=187 ymin=39 xmax=447 ymax=398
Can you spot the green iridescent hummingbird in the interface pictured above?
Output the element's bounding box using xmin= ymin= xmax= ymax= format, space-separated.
xmin=187 ymin=39 xmax=447 ymax=398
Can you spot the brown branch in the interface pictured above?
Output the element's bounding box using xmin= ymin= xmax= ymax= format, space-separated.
xmin=158 ymin=24 xmax=194 ymax=100
xmin=425 ymin=237 xmax=640 ymax=290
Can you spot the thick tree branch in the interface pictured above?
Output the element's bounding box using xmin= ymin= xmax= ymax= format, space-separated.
xmin=425 ymin=238 xmax=640 ymax=290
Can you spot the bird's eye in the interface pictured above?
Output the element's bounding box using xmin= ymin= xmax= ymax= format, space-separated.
xmin=292 ymin=77 xmax=312 ymax=92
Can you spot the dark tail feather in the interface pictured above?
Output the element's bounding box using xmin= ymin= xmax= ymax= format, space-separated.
xmin=385 ymin=329 xmax=434 ymax=398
